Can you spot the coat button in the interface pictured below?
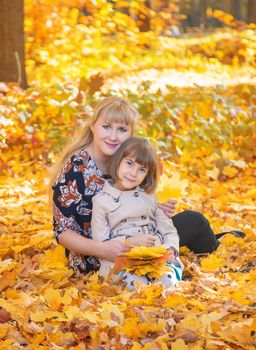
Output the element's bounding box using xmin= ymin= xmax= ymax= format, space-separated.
xmin=114 ymin=197 xmax=119 ymax=202
xmin=134 ymin=192 xmax=139 ymax=197
xmin=141 ymin=215 xmax=146 ymax=220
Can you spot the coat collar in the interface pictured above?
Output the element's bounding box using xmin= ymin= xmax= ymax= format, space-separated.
xmin=103 ymin=180 xmax=144 ymax=199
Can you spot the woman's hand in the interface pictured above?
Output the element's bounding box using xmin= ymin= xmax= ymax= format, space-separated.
xmin=126 ymin=234 xmax=156 ymax=247
xmin=158 ymin=199 xmax=177 ymax=218
xmin=100 ymin=240 xmax=130 ymax=262
xmin=166 ymin=248 xmax=176 ymax=263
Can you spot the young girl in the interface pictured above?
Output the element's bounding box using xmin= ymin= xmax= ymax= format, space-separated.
xmin=91 ymin=137 xmax=183 ymax=288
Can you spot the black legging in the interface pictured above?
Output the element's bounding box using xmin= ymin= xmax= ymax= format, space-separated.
xmin=172 ymin=210 xmax=220 ymax=253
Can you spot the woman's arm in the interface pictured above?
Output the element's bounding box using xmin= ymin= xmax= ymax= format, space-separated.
xmin=158 ymin=199 xmax=177 ymax=218
xmin=58 ymin=229 xmax=129 ymax=262
xmin=155 ymin=206 xmax=179 ymax=252
xmin=153 ymin=193 xmax=180 ymax=252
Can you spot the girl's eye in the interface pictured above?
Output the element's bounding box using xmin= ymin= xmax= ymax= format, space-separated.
xmin=140 ymin=168 xmax=147 ymax=173
xmin=126 ymin=160 xmax=133 ymax=166
xmin=102 ymin=124 xmax=111 ymax=129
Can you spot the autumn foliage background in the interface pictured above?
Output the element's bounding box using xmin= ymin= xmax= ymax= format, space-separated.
xmin=0 ymin=1 xmax=256 ymax=349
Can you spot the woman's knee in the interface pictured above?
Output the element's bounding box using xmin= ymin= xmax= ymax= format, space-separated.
xmin=181 ymin=210 xmax=210 ymax=228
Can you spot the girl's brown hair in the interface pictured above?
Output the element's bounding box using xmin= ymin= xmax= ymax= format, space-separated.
xmin=108 ymin=137 xmax=158 ymax=193
xmin=49 ymin=96 xmax=138 ymax=188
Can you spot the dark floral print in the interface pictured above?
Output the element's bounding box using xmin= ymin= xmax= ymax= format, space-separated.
xmin=52 ymin=147 xmax=106 ymax=273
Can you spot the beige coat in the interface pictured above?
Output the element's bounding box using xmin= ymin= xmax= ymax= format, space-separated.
xmin=91 ymin=180 xmax=179 ymax=276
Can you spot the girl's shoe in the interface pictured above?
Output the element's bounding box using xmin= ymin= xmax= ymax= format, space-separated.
xmin=215 ymin=230 xmax=245 ymax=240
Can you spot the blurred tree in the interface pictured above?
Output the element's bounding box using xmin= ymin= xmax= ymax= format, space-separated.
xmin=248 ymin=0 xmax=256 ymax=23
xmin=137 ymin=0 xmax=151 ymax=32
xmin=187 ymin=0 xmax=207 ymax=27
xmin=0 ymin=0 xmax=27 ymax=88
xmin=230 ymin=0 xmax=243 ymax=20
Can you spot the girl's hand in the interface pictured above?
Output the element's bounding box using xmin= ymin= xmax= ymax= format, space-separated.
xmin=100 ymin=240 xmax=130 ymax=262
xmin=126 ymin=234 xmax=156 ymax=247
xmin=158 ymin=199 xmax=177 ymax=218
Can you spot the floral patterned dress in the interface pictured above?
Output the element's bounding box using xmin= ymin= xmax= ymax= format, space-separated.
xmin=52 ymin=147 xmax=107 ymax=274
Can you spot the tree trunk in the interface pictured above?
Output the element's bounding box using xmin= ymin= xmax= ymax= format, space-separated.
xmin=248 ymin=0 xmax=256 ymax=23
xmin=230 ymin=0 xmax=243 ymax=20
xmin=138 ymin=0 xmax=151 ymax=32
xmin=190 ymin=0 xmax=207 ymax=27
xmin=0 ymin=0 xmax=27 ymax=89
xmin=200 ymin=0 xmax=208 ymax=27
xmin=190 ymin=0 xmax=200 ymax=26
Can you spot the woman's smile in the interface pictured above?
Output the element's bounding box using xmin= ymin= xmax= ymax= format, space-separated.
xmin=104 ymin=141 xmax=119 ymax=148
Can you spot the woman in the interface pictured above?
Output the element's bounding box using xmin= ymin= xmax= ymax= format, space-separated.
xmin=51 ymin=96 xmax=243 ymax=274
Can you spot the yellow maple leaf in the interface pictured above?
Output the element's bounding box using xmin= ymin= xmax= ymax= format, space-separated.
xmin=0 ymin=324 xmax=10 ymax=339
xmin=171 ymin=338 xmax=188 ymax=350
xmin=179 ymin=314 xmax=202 ymax=331
xmin=43 ymin=288 xmax=63 ymax=310
xmin=63 ymin=306 xmax=83 ymax=321
xmin=0 ymin=339 xmax=14 ymax=349
xmin=123 ymin=245 xmax=167 ymax=259
xmin=207 ymin=167 xmax=220 ymax=180
xmin=163 ymin=294 xmax=186 ymax=308
xmin=121 ymin=317 xmax=141 ymax=339
xmin=156 ymin=173 xmax=188 ymax=202
xmin=99 ymin=302 xmax=124 ymax=327
xmin=131 ymin=343 xmax=143 ymax=350
xmin=222 ymin=165 xmax=239 ymax=178
xmin=30 ymin=310 xmax=66 ymax=322
xmin=62 ymin=287 xmax=79 ymax=304
xmin=229 ymin=289 xmax=251 ymax=306
xmin=0 ymin=259 xmax=16 ymax=274
xmin=147 ymin=265 xmax=171 ymax=279
xmin=200 ymin=254 xmax=223 ymax=272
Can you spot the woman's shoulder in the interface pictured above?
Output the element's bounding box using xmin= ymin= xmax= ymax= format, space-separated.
xmin=70 ymin=147 xmax=90 ymax=165
xmin=53 ymin=147 xmax=104 ymax=188
xmin=54 ymin=147 xmax=91 ymax=183
xmin=71 ymin=147 xmax=105 ymax=176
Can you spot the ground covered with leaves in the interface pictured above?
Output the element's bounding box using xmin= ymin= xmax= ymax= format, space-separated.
xmin=1 ymin=1 xmax=256 ymax=348
xmin=1 ymin=79 xmax=255 ymax=348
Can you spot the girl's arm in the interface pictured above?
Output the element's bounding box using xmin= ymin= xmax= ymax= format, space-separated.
xmin=91 ymin=195 xmax=131 ymax=260
xmin=59 ymin=229 xmax=129 ymax=262
xmin=91 ymin=195 xmax=113 ymax=242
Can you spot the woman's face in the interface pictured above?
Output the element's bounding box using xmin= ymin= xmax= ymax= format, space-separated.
xmin=90 ymin=116 xmax=132 ymax=158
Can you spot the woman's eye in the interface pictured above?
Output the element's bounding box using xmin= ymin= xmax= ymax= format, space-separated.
xmin=119 ymin=127 xmax=128 ymax=133
xmin=126 ymin=160 xmax=132 ymax=166
xmin=140 ymin=168 xmax=147 ymax=173
xmin=102 ymin=124 xmax=111 ymax=129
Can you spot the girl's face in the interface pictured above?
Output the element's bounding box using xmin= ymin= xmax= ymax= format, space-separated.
xmin=114 ymin=157 xmax=148 ymax=191
xmin=90 ymin=116 xmax=132 ymax=158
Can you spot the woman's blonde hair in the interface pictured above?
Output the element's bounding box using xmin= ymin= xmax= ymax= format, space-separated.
xmin=108 ymin=137 xmax=159 ymax=194
xmin=50 ymin=96 xmax=138 ymax=188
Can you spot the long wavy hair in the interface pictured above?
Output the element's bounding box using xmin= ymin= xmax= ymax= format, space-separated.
xmin=49 ymin=96 xmax=139 ymax=188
